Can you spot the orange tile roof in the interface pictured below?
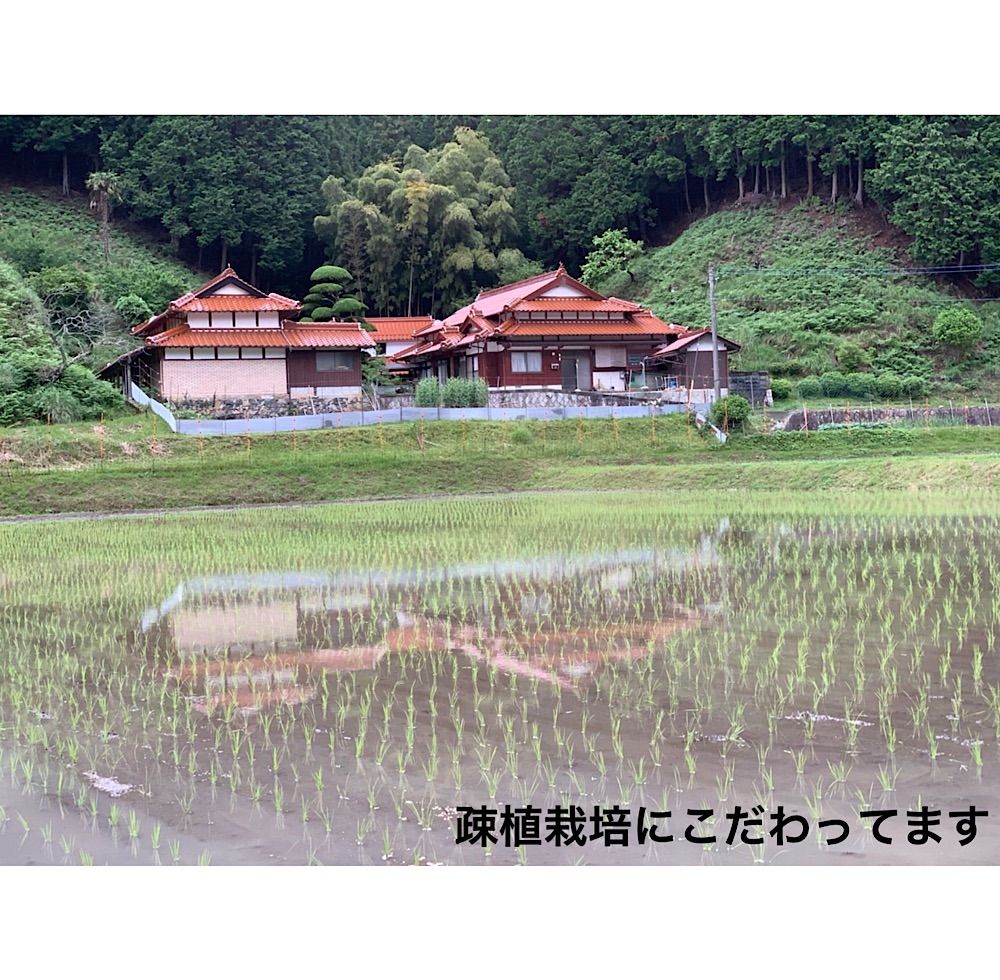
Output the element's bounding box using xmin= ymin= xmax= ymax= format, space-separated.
xmin=176 ymin=294 xmax=300 ymax=312
xmin=147 ymin=322 xmax=375 ymax=349
xmin=365 ymin=316 xmax=435 ymax=341
xmin=507 ymin=297 xmax=641 ymax=312
xmin=498 ymin=321 xmax=676 ymax=337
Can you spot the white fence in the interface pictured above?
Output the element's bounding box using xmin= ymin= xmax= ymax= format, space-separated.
xmin=129 ymin=382 xmax=708 ymax=436
xmin=129 ymin=382 xmax=179 ymax=432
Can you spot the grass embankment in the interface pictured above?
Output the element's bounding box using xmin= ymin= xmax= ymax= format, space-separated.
xmin=2 ymin=413 xmax=1000 ymax=517
xmin=598 ymin=202 xmax=1000 ymax=401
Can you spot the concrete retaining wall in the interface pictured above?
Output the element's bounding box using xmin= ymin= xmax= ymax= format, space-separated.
xmin=174 ymin=402 xmax=704 ymax=436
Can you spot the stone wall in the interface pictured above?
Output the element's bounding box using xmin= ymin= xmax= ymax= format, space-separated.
xmin=781 ymin=405 xmax=999 ymax=430
xmin=169 ymin=387 xmax=667 ymax=419
xmin=729 ymin=371 xmax=772 ymax=407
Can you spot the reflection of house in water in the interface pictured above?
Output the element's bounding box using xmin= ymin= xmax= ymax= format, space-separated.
xmin=140 ymin=533 xmax=728 ymax=712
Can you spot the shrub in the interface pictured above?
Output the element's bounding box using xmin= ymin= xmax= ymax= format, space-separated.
xmin=414 ymin=377 xmax=441 ymax=407
xmin=770 ymin=378 xmax=793 ymax=401
xmin=844 ymin=372 xmax=876 ymax=399
xmin=932 ymin=307 xmax=982 ymax=351
xmin=0 ymin=391 xmax=33 ymax=425
xmin=0 ymin=225 xmax=75 ymax=274
xmin=442 ymin=377 xmax=471 ymax=407
xmin=509 ymin=424 xmax=534 ymax=444
xmin=901 ymin=374 xmax=928 ymax=397
xmin=96 ymin=264 xmax=194 ymax=313
xmin=836 ymin=340 xmax=870 ymax=372
xmin=875 ymin=372 xmax=903 ymax=399
xmin=114 ymin=293 xmax=153 ymax=327
xmin=819 ymin=371 xmax=848 ymax=397
xmin=470 ymin=378 xmax=488 ymax=407
xmin=797 ymin=376 xmax=822 ymax=399
xmin=709 ymin=394 xmax=751 ymax=431
xmin=310 ymin=306 xmax=334 ymax=322
xmin=55 ymin=364 xmax=123 ymax=412
xmin=30 ymin=387 xmax=85 ymax=424
xmin=25 ymin=266 xmax=97 ymax=312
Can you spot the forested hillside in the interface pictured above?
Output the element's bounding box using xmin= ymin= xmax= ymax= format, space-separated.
xmin=3 ymin=114 xmax=1000 ymax=419
xmin=5 ymin=116 xmax=1000 ymax=295
xmin=0 ymin=183 xmax=197 ymax=424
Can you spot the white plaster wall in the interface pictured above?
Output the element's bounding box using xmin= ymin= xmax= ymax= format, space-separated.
xmin=539 ymin=284 xmax=588 ymax=297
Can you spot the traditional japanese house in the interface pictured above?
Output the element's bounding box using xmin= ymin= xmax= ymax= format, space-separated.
xmin=364 ymin=316 xmax=436 ymax=376
xmin=122 ymin=268 xmax=375 ymax=401
xmin=394 ymin=264 xmax=739 ymax=396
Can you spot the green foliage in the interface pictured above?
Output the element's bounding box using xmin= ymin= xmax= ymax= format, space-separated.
xmin=508 ymin=424 xmax=533 ymax=444
xmin=414 ymin=377 xmax=441 ymax=407
xmin=875 ymin=372 xmax=903 ymax=398
xmin=580 ymin=229 xmax=644 ymax=289
xmin=314 ymin=126 xmax=530 ymax=315
xmin=770 ymin=377 xmax=793 ymax=400
xmin=309 ymin=306 xmax=334 ymax=322
xmin=114 ymin=293 xmax=153 ymax=327
xmin=361 ymin=356 xmax=395 ymax=388
xmin=311 ymin=265 xmax=352 ymax=283
xmin=470 ymin=378 xmax=488 ymax=407
xmin=25 ymin=266 xmax=97 ymax=311
xmin=331 ymin=297 xmax=366 ymax=319
xmin=797 ymin=376 xmax=822 ymax=399
xmin=836 ymin=339 xmax=869 ymax=372
xmin=442 ymin=377 xmax=472 ymax=407
xmin=819 ymin=371 xmax=848 ymax=397
xmin=0 ymin=225 xmax=76 ymax=274
xmin=844 ymin=372 xmax=876 ymax=399
xmin=901 ymin=374 xmax=928 ymax=398
xmin=932 ymin=307 xmax=983 ymax=352
xmin=709 ymin=394 xmax=751 ymax=430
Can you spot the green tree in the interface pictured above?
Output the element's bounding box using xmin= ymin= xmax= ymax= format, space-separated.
xmin=85 ymin=170 xmax=122 ymax=260
xmin=580 ymin=229 xmax=644 ymax=288
xmin=932 ymin=307 xmax=983 ymax=352
xmin=315 ymin=127 xmax=529 ymax=315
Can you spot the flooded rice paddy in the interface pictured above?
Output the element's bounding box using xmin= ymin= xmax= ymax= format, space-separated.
xmin=0 ymin=491 xmax=998 ymax=865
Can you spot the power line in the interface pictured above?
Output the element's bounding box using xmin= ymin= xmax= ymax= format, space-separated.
xmin=717 ymin=262 xmax=1000 ymax=278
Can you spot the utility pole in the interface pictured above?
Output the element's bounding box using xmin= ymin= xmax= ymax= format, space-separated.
xmin=708 ymin=263 xmax=721 ymax=401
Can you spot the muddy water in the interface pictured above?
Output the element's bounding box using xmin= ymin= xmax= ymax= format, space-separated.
xmin=1 ymin=510 xmax=998 ymax=865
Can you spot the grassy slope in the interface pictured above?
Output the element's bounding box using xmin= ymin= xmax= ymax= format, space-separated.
xmin=0 ymin=183 xmax=197 ymax=286
xmin=598 ymin=201 xmax=1000 ymax=399
xmin=0 ymin=183 xmax=199 ymax=366
xmin=2 ymin=414 xmax=1000 ymax=516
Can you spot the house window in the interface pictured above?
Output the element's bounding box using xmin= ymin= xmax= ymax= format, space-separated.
xmin=511 ymin=351 xmax=542 ymax=373
xmin=595 ymin=346 xmax=627 ymax=368
xmin=217 ymin=347 xmax=239 ymax=359
xmin=192 ymin=347 xmax=215 ymax=360
xmin=263 ymin=347 xmax=286 ymax=359
xmin=240 ymin=347 xmax=263 ymax=359
xmin=164 ymin=347 xmax=190 ymax=360
xmin=316 ymin=351 xmax=354 ymax=372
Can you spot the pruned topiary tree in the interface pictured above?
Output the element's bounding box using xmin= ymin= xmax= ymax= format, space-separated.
xmin=300 ymin=264 xmax=367 ymax=323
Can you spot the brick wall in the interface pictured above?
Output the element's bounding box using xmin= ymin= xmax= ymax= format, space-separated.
xmin=160 ymin=358 xmax=287 ymax=400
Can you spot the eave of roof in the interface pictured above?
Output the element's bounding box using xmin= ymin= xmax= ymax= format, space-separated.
xmin=145 ymin=321 xmax=376 ymax=349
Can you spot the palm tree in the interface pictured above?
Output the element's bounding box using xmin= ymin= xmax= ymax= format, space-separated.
xmin=86 ymin=170 xmax=123 ymax=261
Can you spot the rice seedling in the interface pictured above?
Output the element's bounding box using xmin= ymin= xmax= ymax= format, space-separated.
xmin=0 ymin=487 xmax=996 ymax=865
